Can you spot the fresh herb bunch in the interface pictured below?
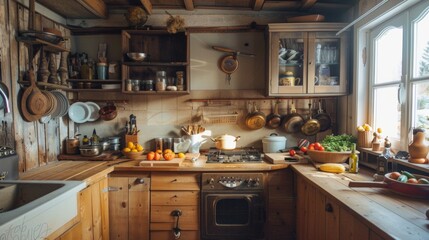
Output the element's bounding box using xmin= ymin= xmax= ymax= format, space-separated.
xmin=320 ymin=134 xmax=357 ymax=152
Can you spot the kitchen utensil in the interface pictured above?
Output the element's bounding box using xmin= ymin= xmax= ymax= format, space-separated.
xmin=127 ymin=52 xmax=147 ymax=62
xmin=20 ymin=70 xmax=42 ymax=122
xmin=26 ymin=69 xmax=48 ymax=115
xmin=80 ymin=145 xmax=102 ymax=157
xmin=262 ymin=133 xmax=287 ymax=153
xmin=282 ymin=100 xmax=304 ymax=133
xmin=349 ymin=172 xmax=429 ymax=199
xmin=100 ymin=140 xmax=110 ymax=151
xmin=301 ymin=102 xmax=320 ymax=136
xmin=245 ymin=102 xmax=266 ymax=130
xmin=266 ymin=101 xmax=282 ymax=129
xmin=66 ymin=137 xmax=80 ymax=155
xmin=68 ymin=102 xmax=91 ymax=123
xmin=99 ymin=102 xmax=117 ymax=121
xmin=314 ymin=99 xmax=331 ymax=132
xmin=211 ymin=134 xmax=240 ymax=150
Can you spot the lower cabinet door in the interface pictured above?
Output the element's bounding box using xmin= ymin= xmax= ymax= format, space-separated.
xmin=150 ymin=230 xmax=200 ymax=240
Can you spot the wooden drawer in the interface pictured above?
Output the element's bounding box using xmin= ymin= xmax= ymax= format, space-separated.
xmin=150 ymin=230 xmax=199 ymax=240
xmin=151 ymin=173 xmax=200 ymax=190
xmin=151 ymin=190 xmax=199 ymax=206
xmin=150 ymin=205 xmax=198 ymax=230
xmin=268 ymin=168 xmax=294 ymax=197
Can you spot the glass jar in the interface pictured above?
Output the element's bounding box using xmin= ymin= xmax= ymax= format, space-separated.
xmin=176 ymin=71 xmax=184 ymax=91
xmin=126 ymin=79 xmax=133 ymax=91
xmin=145 ymin=80 xmax=154 ymax=91
xmin=156 ymin=71 xmax=167 ymax=91
xmin=132 ymin=79 xmax=141 ymax=91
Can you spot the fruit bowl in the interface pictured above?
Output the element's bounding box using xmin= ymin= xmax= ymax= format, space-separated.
xmin=123 ymin=151 xmax=143 ymax=160
xmin=307 ymin=150 xmax=358 ymax=163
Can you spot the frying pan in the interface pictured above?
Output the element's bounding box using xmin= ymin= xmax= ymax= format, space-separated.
xmin=349 ymin=173 xmax=429 ymax=199
xmin=282 ymin=100 xmax=304 ymax=133
xmin=266 ymin=101 xmax=281 ymax=129
xmin=314 ymin=99 xmax=331 ymax=132
xmin=301 ymin=102 xmax=320 ymax=136
xmin=245 ymin=102 xmax=266 ymax=130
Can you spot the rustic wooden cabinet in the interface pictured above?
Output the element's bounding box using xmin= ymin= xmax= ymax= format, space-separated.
xmin=54 ymin=176 xmax=109 ymax=240
xmin=296 ymin=175 xmax=384 ymax=240
xmin=150 ymin=172 xmax=200 ymax=240
xmin=121 ymin=30 xmax=190 ymax=94
xmin=267 ymin=23 xmax=349 ymax=96
xmin=108 ymin=174 xmax=150 ymax=240
xmin=266 ymin=168 xmax=296 ymax=240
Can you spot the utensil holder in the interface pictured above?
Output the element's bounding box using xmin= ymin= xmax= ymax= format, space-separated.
xmin=125 ymin=134 xmax=138 ymax=145
xmin=358 ymin=131 xmax=372 ymax=148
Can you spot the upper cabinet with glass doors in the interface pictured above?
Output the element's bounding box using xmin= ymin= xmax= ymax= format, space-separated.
xmin=267 ymin=23 xmax=349 ymax=96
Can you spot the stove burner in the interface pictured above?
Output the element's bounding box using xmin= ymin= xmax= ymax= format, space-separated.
xmin=0 ymin=146 xmax=15 ymax=158
xmin=206 ymin=148 xmax=262 ymax=163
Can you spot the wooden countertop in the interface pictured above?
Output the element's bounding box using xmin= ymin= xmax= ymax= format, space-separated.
xmin=291 ymin=164 xmax=429 ymax=240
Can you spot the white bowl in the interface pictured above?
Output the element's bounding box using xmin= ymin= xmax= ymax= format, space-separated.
xmin=85 ymin=101 xmax=100 ymax=122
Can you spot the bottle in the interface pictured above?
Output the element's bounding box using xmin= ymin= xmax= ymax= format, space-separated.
xmin=82 ymin=135 xmax=89 ymax=145
xmin=348 ymin=143 xmax=359 ymax=173
xmin=91 ymin=129 xmax=100 ymax=145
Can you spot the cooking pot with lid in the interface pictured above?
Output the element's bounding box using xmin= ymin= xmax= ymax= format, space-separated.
xmin=262 ymin=133 xmax=287 ymax=153
xmin=211 ymin=134 xmax=240 ymax=150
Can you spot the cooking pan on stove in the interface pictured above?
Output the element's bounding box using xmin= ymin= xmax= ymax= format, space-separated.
xmin=348 ymin=172 xmax=429 ymax=199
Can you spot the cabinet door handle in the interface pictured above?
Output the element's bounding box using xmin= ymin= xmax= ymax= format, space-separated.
xmin=171 ymin=179 xmax=178 ymax=183
xmin=103 ymin=186 xmax=121 ymax=192
xmin=121 ymin=202 xmax=127 ymax=208
xmin=325 ymin=203 xmax=333 ymax=212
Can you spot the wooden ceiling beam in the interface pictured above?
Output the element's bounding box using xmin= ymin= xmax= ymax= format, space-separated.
xmin=301 ymin=0 xmax=317 ymax=10
xmin=183 ymin=0 xmax=195 ymax=11
xmin=140 ymin=0 xmax=153 ymax=14
xmin=252 ymin=0 xmax=265 ymax=11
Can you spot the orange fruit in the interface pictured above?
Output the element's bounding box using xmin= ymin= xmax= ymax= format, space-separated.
xmin=164 ymin=149 xmax=173 ymax=154
xmin=156 ymin=149 xmax=162 ymax=154
xmin=154 ymin=152 xmax=161 ymax=161
xmin=147 ymin=151 xmax=155 ymax=161
xmin=163 ymin=152 xmax=175 ymax=161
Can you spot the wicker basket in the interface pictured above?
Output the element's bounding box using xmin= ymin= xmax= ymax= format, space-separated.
xmin=307 ymin=150 xmax=359 ymax=163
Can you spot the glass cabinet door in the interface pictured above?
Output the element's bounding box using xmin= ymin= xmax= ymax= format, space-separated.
xmin=308 ymin=32 xmax=347 ymax=94
xmin=270 ymin=32 xmax=307 ymax=95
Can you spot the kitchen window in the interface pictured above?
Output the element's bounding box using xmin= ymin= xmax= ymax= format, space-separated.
xmin=367 ymin=0 xmax=429 ymax=149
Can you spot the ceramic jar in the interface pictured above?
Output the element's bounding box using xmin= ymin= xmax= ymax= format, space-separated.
xmin=408 ymin=130 xmax=429 ymax=164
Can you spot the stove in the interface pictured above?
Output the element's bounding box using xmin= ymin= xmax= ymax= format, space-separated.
xmin=0 ymin=146 xmax=18 ymax=180
xmin=0 ymin=146 xmax=15 ymax=157
xmin=205 ymin=148 xmax=262 ymax=163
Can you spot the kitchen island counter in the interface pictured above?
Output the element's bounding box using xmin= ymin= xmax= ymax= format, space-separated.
xmin=291 ymin=164 xmax=429 ymax=240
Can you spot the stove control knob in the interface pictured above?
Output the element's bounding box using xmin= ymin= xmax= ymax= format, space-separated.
xmin=207 ymin=178 xmax=215 ymax=185
xmin=254 ymin=178 xmax=260 ymax=187
xmin=246 ymin=178 xmax=253 ymax=187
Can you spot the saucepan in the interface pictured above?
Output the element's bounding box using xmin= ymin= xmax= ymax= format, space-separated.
xmin=99 ymin=102 xmax=117 ymax=121
xmin=349 ymin=172 xmax=429 ymax=199
xmin=282 ymin=100 xmax=304 ymax=133
xmin=211 ymin=134 xmax=240 ymax=150
xmin=301 ymin=102 xmax=320 ymax=136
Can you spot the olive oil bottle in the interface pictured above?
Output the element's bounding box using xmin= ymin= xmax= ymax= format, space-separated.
xmin=349 ymin=143 xmax=359 ymax=173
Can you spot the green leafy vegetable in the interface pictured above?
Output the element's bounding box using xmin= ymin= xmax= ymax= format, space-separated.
xmin=320 ymin=134 xmax=357 ymax=152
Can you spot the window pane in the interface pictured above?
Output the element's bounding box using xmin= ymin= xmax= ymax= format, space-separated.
xmin=412 ymin=82 xmax=429 ymax=134
xmin=374 ymin=27 xmax=403 ymax=84
xmin=373 ymin=86 xmax=401 ymax=139
xmin=413 ymin=9 xmax=429 ymax=78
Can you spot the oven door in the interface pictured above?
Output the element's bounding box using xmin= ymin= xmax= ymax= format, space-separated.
xmin=202 ymin=192 xmax=265 ymax=240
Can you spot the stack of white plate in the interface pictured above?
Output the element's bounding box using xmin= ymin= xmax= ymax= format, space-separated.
xmin=68 ymin=101 xmax=100 ymax=124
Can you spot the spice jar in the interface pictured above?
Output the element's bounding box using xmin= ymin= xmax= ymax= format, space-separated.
xmin=144 ymin=80 xmax=154 ymax=91
xmin=176 ymin=71 xmax=184 ymax=91
xmin=126 ymin=79 xmax=133 ymax=91
xmin=132 ymin=79 xmax=141 ymax=91
xmin=156 ymin=71 xmax=167 ymax=91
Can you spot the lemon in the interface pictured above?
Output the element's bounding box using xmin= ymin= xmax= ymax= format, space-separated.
xmin=131 ymin=149 xmax=138 ymax=152
xmin=363 ymin=125 xmax=372 ymax=131
xmin=357 ymin=126 xmax=365 ymax=132
xmin=123 ymin=147 xmax=131 ymax=153
xmin=127 ymin=142 xmax=135 ymax=149
xmin=377 ymin=127 xmax=382 ymax=134
xmin=178 ymin=152 xmax=185 ymax=159
xmin=136 ymin=145 xmax=144 ymax=152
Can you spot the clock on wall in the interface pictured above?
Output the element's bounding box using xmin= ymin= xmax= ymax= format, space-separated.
xmin=212 ymin=46 xmax=255 ymax=85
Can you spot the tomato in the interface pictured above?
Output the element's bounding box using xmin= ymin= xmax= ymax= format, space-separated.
xmin=309 ymin=143 xmax=315 ymax=149
xmin=406 ymin=178 xmax=418 ymax=184
xmin=389 ymin=172 xmax=401 ymax=180
xmin=300 ymin=146 xmax=308 ymax=153
xmin=318 ymin=146 xmax=325 ymax=151
xmin=308 ymin=145 xmax=315 ymax=151
xmin=289 ymin=149 xmax=296 ymax=156
xmin=314 ymin=142 xmax=322 ymax=150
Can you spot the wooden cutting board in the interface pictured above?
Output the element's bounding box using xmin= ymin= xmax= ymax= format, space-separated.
xmin=139 ymin=157 xmax=185 ymax=167
xmin=264 ymin=153 xmax=306 ymax=164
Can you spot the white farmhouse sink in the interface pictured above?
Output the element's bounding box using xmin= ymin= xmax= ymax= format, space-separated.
xmin=0 ymin=180 xmax=86 ymax=239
